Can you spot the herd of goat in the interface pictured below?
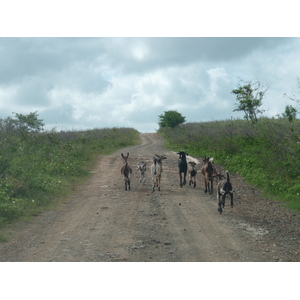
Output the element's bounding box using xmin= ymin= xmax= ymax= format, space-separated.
xmin=120 ymin=151 xmax=233 ymax=214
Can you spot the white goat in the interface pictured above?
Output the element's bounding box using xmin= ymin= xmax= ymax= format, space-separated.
xmin=137 ymin=161 xmax=147 ymax=184
xmin=150 ymin=154 xmax=166 ymax=192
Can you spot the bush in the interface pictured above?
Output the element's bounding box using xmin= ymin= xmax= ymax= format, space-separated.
xmin=158 ymin=110 xmax=186 ymax=128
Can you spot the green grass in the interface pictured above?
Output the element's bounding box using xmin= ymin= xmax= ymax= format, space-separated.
xmin=0 ymin=126 xmax=140 ymax=227
xmin=159 ymin=118 xmax=300 ymax=213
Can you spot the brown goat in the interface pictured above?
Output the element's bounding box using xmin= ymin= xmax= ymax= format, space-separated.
xmin=121 ymin=153 xmax=132 ymax=191
xmin=201 ymin=156 xmax=220 ymax=194
xmin=188 ymin=161 xmax=197 ymax=188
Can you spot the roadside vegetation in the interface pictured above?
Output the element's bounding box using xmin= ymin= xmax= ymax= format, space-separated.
xmin=159 ymin=78 xmax=300 ymax=213
xmin=159 ymin=118 xmax=300 ymax=212
xmin=0 ymin=112 xmax=140 ymax=228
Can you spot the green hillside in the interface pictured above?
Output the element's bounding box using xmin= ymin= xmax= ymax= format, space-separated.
xmin=0 ymin=113 xmax=139 ymax=229
xmin=159 ymin=118 xmax=300 ymax=212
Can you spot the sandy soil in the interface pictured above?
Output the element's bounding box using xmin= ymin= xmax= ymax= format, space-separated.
xmin=0 ymin=133 xmax=299 ymax=262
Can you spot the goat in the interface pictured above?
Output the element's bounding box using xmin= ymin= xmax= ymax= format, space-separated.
xmin=150 ymin=154 xmax=167 ymax=192
xmin=137 ymin=161 xmax=147 ymax=184
xmin=121 ymin=153 xmax=132 ymax=191
xmin=177 ymin=151 xmax=188 ymax=187
xmin=217 ymin=171 xmax=233 ymax=214
xmin=188 ymin=161 xmax=197 ymax=188
xmin=201 ymin=156 xmax=219 ymax=194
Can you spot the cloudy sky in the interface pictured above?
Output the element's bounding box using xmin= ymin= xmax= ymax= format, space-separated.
xmin=0 ymin=37 xmax=300 ymax=132
xmin=1 ymin=0 xmax=299 ymax=133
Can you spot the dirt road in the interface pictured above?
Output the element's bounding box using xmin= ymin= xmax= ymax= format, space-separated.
xmin=0 ymin=133 xmax=299 ymax=262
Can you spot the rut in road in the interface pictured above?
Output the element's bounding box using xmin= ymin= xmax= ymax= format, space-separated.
xmin=0 ymin=133 xmax=289 ymax=261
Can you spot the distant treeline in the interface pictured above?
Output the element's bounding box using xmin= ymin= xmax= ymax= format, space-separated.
xmin=0 ymin=113 xmax=139 ymax=229
xmin=159 ymin=118 xmax=300 ymax=212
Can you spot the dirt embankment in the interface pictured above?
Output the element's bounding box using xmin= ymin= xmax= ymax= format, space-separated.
xmin=0 ymin=133 xmax=299 ymax=262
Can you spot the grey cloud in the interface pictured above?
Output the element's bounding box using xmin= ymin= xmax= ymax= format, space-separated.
xmin=11 ymin=77 xmax=53 ymax=107
xmin=57 ymin=63 xmax=112 ymax=94
xmin=40 ymin=103 xmax=75 ymax=129
xmin=1 ymin=37 xmax=290 ymax=87
xmin=0 ymin=38 xmax=65 ymax=85
xmin=151 ymin=37 xmax=291 ymax=61
xmin=110 ymin=37 xmax=293 ymax=74
xmin=0 ymin=37 xmax=106 ymax=85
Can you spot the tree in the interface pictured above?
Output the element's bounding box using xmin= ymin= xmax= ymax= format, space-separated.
xmin=282 ymin=105 xmax=297 ymax=122
xmin=158 ymin=110 xmax=186 ymax=128
xmin=12 ymin=111 xmax=44 ymax=133
xmin=284 ymin=77 xmax=300 ymax=112
xmin=232 ymin=79 xmax=268 ymax=124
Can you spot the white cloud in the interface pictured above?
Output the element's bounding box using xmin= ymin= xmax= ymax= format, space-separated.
xmin=131 ymin=42 xmax=149 ymax=61
xmin=206 ymin=67 xmax=230 ymax=104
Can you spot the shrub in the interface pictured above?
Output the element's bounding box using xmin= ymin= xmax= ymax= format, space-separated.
xmin=158 ymin=110 xmax=186 ymax=128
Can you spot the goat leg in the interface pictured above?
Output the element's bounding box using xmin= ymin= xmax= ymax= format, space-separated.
xmin=222 ymin=195 xmax=226 ymax=208
xmin=179 ymin=172 xmax=183 ymax=187
xmin=183 ymin=173 xmax=187 ymax=186
xmin=218 ymin=199 xmax=223 ymax=214
xmin=204 ymin=179 xmax=208 ymax=193
xmin=152 ymin=179 xmax=156 ymax=193
xmin=208 ymin=178 xmax=214 ymax=194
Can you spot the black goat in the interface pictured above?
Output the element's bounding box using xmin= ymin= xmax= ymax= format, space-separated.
xmin=177 ymin=151 xmax=188 ymax=187
xmin=217 ymin=171 xmax=233 ymax=214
